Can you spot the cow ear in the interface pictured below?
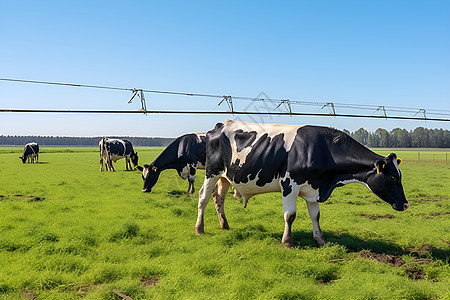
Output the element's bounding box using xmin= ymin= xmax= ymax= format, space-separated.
xmin=375 ymin=160 xmax=386 ymax=174
xmin=397 ymin=158 xmax=402 ymax=166
xmin=153 ymin=167 xmax=158 ymax=173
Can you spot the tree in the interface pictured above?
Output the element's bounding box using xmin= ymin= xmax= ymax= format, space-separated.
xmin=375 ymin=128 xmax=390 ymax=148
xmin=411 ymin=127 xmax=428 ymax=147
xmin=390 ymin=128 xmax=411 ymax=148
xmin=352 ymin=128 xmax=369 ymax=145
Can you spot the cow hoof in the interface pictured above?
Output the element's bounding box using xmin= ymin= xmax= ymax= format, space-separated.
xmin=195 ymin=226 xmax=204 ymax=235
xmin=282 ymin=242 xmax=294 ymax=249
xmin=315 ymin=239 xmax=327 ymax=246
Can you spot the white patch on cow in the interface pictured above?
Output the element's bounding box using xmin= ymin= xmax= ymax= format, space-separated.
xmin=337 ymin=179 xmax=364 ymax=186
xmin=142 ymin=166 xmax=150 ymax=179
xmin=110 ymin=154 xmax=124 ymax=163
xmin=337 ymin=178 xmax=378 ymax=200
xmin=226 ymin=172 xmax=281 ymax=207
xmin=195 ymin=133 xmax=206 ymax=140
xmin=180 ymin=165 xmax=189 ymax=179
xmin=224 ymin=120 xmax=305 ymax=166
xmin=392 ymin=158 xmax=401 ymax=177
xmin=299 ymin=182 xmax=320 ymax=202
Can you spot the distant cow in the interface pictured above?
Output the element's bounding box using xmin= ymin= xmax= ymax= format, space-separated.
xmin=19 ymin=142 xmax=39 ymax=164
xmin=99 ymin=138 xmax=138 ymax=171
xmin=139 ymin=133 xmax=206 ymax=194
xmin=195 ymin=120 xmax=409 ymax=248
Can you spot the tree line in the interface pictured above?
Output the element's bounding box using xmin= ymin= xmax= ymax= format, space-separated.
xmin=344 ymin=127 xmax=449 ymax=148
xmin=1 ymin=126 xmax=449 ymax=148
xmin=0 ymin=136 xmax=174 ymax=147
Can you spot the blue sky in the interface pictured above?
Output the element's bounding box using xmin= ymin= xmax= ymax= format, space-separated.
xmin=1 ymin=1 xmax=449 ymax=137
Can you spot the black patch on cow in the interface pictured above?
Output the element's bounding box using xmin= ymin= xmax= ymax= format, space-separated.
xmin=234 ymin=130 xmax=257 ymax=152
xmin=281 ymin=178 xmax=292 ymax=197
xmin=142 ymin=133 xmax=207 ymax=192
xmin=22 ymin=143 xmax=39 ymax=157
xmin=152 ymin=134 xmax=206 ymax=171
xmin=206 ymin=123 xmax=231 ymax=178
xmin=104 ymin=139 xmax=135 ymax=157
xmin=285 ymin=126 xmax=382 ymax=202
xmin=227 ymin=133 xmax=288 ymax=186
xmin=123 ymin=140 xmax=134 ymax=155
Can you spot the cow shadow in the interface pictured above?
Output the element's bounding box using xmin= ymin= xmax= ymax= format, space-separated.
xmin=268 ymin=231 xmax=449 ymax=262
xmin=37 ymin=162 xmax=49 ymax=164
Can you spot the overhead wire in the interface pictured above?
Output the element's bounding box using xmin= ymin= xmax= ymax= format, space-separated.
xmin=0 ymin=77 xmax=449 ymax=121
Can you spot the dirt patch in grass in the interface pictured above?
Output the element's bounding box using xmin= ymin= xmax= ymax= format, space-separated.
xmin=409 ymin=245 xmax=433 ymax=257
xmin=440 ymin=239 xmax=450 ymax=246
xmin=142 ymin=276 xmax=159 ymax=287
xmin=361 ymin=214 xmax=395 ymax=220
xmin=359 ymin=250 xmax=426 ymax=280
xmin=429 ymin=212 xmax=450 ymax=217
xmin=14 ymin=194 xmax=45 ymax=202
xmin=21 ymin=290 xmax=37 ymax=299
xmin=61 ymin=283 xmax=102 ymax=296
xmin=360 ymin=251 xmax=405 ymax=266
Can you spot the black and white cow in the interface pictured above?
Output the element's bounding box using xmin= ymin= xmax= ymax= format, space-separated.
xmin=99 ymin=138 xmax=139 ymax=171
xmin=195 ymin=120 xmax=409 ymax=248
xmin=139 ymin=133 xmax=206 ymax=194
xmin=19 ymin=142 xmax=39 ymax=164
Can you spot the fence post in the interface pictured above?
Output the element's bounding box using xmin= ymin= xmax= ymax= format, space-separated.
xmin=418 ymin=152 xmax=420 ymax=162
xmin=446 ymin=153 xmax=448 ymax=168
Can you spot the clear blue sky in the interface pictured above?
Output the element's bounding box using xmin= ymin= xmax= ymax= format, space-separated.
xmin=1 ymin=1 xmax=449 ymax=137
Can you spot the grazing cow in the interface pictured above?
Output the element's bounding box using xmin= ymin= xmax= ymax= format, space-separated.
xmin=19 ymin=142 xmax=39 ymax=164
xmin=139 ymin=133 xmax=206 ymax=194
xmin=99 ymin=138 xmax=138 ymax=171
xmin=195 ymin=120 xmax=409 ymax=248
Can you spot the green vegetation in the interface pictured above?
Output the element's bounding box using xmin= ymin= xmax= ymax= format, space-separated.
xmin=348 ymin=127 xmax=449 ymax=148
xmin=0 ymin=147 xmax=449 ymax=299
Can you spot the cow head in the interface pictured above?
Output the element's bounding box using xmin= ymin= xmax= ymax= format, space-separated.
xmin=365 ymin=153 xmax=409 ymax=211
xmin=140 ymin=164 xmax=160 ymax=193
xmin=130 ymin=152 xmax=139 ymax=168
xmin=19 ymin=156 xmax=26 ymax=163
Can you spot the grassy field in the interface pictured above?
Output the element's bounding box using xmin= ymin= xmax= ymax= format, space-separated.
xmin=0 ymin=147 xmax=449 ymax=299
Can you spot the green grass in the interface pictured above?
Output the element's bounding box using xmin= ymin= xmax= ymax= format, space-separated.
xmin=0 ymin=147 xmax=449 ymax=299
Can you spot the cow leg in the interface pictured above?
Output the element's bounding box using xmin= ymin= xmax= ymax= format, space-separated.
xmin=306 ymin=202 xmax=326 ymax=246
xmin=187 ymin=164 xmax=197 ymax=194
xmin=108 ymin=157 xmax=115 ymax=171
xmin=233 ymin=188 xmax=242 ymax=199
xmin=195 ymin=176 xmax=220 ymax=235
xmin=125 ymin=157 xmax=130 ymax=171
xmin=281 ymin=185 xmax=300 ymax=248
xmin=212 ymin=177 xmax=230 ymax=230
xmin=188 ymin=178 xmax=195 ymax=195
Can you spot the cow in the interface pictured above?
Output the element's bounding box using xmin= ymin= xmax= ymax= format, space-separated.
xmin=19 ymin=142 xmax=39 ymax=164
xmin=195 ymin=120 xmax=409 ymax=248
xmin=138 ymin=133 xmax=206 ymax=194
xmin=99 ymin=138 xmax=139 ymax=171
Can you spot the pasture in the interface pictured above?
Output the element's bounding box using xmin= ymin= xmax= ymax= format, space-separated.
xmin=0 ymin=147 xmax=449 ymax=299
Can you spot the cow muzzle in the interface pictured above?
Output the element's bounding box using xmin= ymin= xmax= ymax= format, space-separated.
xmin=393 ymin=202 xmax=409 ymax=211
xmin=142 ymin=188 xmax=151 ymax=193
